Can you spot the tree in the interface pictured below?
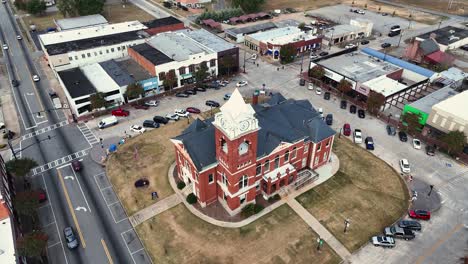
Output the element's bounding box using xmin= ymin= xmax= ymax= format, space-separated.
xmin=57 ymin=0 xmax=77 ymax=17
xmin=6 ymin=157 xmax=37 ymax=178
xmin=392 ymin=11 xmax=396 ymax=17
xmin=89 ymin=92 xmax=107 ymax=111
xmin=401 ymin=112 xmax=422 ymax=136
xmin=125 ymin=82 xmax=144 ymax=100
xmin=76 ymin=0 xmax=104 ymax=16
xmin=219 ymin=55 xmax=236 ymax=76
xmin=441 ymin=131 xmax=466 ymax=154
xmin=279 ymin=44 xmax=296 ymax=64
xmin=337 ymin=79 xmax=352 ymax=97
xmin=163 ymin=70 xmax=177 ymax=91
xmin=14 ymin=191 xmax=40 ymax=219
xmin=366 ymin=91 xmax=386 ymax=114
xmin=194 ymin=64 xmax=209 ymax=84
xmin=14 ymin=0 xmax=28 ymax=11
xmin=26 ymin=0 xmax=46 ymax=15
xmin=298 ymin=22 xmax=306 ymax=31
xmin=308 ymin=65 xmax=325 ymax=80
xmin=232 ymin=0 xmax=265 ymax=13
xmin=16 ymin=231 xmax=48 ymax=263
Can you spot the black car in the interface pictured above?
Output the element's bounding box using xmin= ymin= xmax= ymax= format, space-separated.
xmin=143 ymin=120 xmax=160 ymax=128
xmin=357 ymin=109 xmax=365 ymax=118
xmin=153 ymin=116 xmax=169 ymax=124
xmin=196 ymin=87 xmax=207 ymax=92
xmin=425 ymin=145 xmax=435 ymax=156
xmin=349 ymin=105 xmax=357 ymax=114
xmin=386 ymin=125 xmax=396 ymax=136
xmin=325 ymin=114 xmax=333 ymax=125
xmin=365 ymin=137 xmax=375 ymax=150
xmin=384 ymin=225 xmax=415 ymax=240
xmin=324 ymin=92 xmax=331 ymax=100
xmin=11 ymin=79 xmax=19 ymax=87
xmin=206 ymin=100 xmax=220 ymax=107
xmin=360 ymin=40 xmax=370 ymax=45
xmin=381 ymin=43 xmax=391 ymax=48
xmin=185 ymin=89 xmax=197 ymax=95
xmin=175 ymin=92 xmax=189 ymax=98
xmin=398 ymin=220 xmax=422 ymax=231
xmin=340 ymin=100 xmax=347 ymax=109
xmin=398 ymin=131 xmax=408 ymax=142
xmin=319 ymin=51 xmax=329 ymax=56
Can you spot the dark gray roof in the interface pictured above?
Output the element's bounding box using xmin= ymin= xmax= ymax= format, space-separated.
xmin=225 ymin=22 xmax=277 ymax=36
xmin=420 ymin=39 xmax=439 ymax=55
xmin=144 ymin=16 xmax=183 ymax=28
xmin=58 ymin=68 xmax=96 ymax=98
xmin=417 ymin=26 xmax=468 ymax=46
xmin=174 ymin=94 xmax=336 ymax=170
xmin=99 ymin=60 xmax=135 ymax=86
xmin=115 ymin=59 xmax=152 ymax=81
xmin=131 ymin=43 xmax=173 ymax=66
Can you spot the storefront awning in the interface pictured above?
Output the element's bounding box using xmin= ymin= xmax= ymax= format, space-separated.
xmin=180 ymin=73 xmax=193 ymax=79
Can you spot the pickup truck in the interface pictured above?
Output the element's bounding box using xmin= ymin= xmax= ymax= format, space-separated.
xmin=384 ymin=225 xmax=415 ymax=240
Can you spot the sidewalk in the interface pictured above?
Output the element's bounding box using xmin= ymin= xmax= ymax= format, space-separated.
xmin=409 ymin=177 xmax=441 ymax=212
xmin=89 ymin=136 xmax=120 ymax=166
xmin=129 ymin=194 xmax=181 ymax=227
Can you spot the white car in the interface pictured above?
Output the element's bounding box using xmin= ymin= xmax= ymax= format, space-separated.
xmin=354 ymin=129 xmax=362 ymax=144
xmin=17 ymin=35 xmax=22 ymax=40
xmin=32 ymin=75 xmax=40 ymax=82
xmin=175 ymin=109 xmax=189 ymax=118
xmin=372 ymin=236 xmax=395 ymax=248
xmin=318 ymin=108 xmax=324 ymax=118
xmin=2 ymin=44 xmax=8 ymax=50
xmin=315 ymin=87 xmax=322 ymax=95
xmin=144 ymin=100 xmax=159 ymax=107
xmin=236 ymin=81 xmax=248 ymax=87
xmin=166 ymin=113 xmax=179 ymax=121
xmin=412 ymin=139 xmax=421 ymax=149
xmin=357 ymin=10 xmax=365 ymax=14
xmin=307 ymin=83 xmax=314 ymax=90
xmin=400 ymin=159 xmax=411 ymax=174
xmin=345 ymin=44 xmax=356 ymax=49
xmin=130 ymin=125 xmax=146 ymax=134
xmin=310 ymin=53 xmax=319 ymax=60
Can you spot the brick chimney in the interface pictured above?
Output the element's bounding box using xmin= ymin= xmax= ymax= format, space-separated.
xmin=252 ymin=91 xmax=259 ymax=105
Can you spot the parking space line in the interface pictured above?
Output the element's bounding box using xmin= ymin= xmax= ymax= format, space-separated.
xmin=107 ymin=201 xmax=120 ymax=207
xmin=48 ymin=242 xmax=62 ymax=249
xmin=121 ymin=229 xmax=138 ymax=264
xmin=100 ymin=186 xmax=113 ymax=191
xmin=41 ymin=221 xmax=56 ymax=228
xmin=130 ymin=248 xmax=144 ymax=255
xmin=93 ymin=173 xmax=127 ymax=224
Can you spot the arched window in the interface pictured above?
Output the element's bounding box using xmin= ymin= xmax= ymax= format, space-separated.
xmin=274 ymin=155 xmax=280 ymax=169
xmin=221 ymin=138 xmax=228 ymax=153
xmin=239 ymin=175 xmax=248 ymax=189
xmin=284 ymin=150 xmax=290 ymax=162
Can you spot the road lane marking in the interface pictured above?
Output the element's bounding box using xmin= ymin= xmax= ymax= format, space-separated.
xmin=415 ymin=223 xmax=463 ymax=264
xmin=31 ymin=147 xmax=91 ymax=176
xmin=21 ymin=120 xmax=69 ymax=140
xmin=71 ymin=164 xmax=92 ymax=213
xmin=57 ymin=169 xmax=87 ymax=249
xmin=93 ymin=173 xmax=127 ymax=224
xmin=101 ymin=239 xmax=114 ymax=264
xmin=121 ymin=229 xmax=138 ymax=264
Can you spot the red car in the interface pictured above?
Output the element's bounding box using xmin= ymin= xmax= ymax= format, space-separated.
xmin=36 ymin=189 xmax=47 ymax=203
xmin=186 ymin=107 xmax=201 ymax=114
xmin=72 ymin=160 xmax=82 ymax=172
xmin=343 ymin=123 xmax=351 ymax=136
xmin=111 ymin=109 xmax=130 ymax=117
xmin=408 ymin=209 xmax=431 ymax=220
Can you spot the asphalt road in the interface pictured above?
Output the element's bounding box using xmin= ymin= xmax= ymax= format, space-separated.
xmin=0 ymin=2 xmax=150 ymax=264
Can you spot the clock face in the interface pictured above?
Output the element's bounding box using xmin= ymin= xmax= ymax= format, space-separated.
xmin=239 ymin=120 xmax=250 ymax=131
xmin=238 ymin=142 xmax=249 ymax=155
xmin=219 ymin=117 xmax=228 ymax=129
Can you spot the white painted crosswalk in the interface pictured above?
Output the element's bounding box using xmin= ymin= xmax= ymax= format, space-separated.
xmin=31 ymin=148 xmax=90 ymax=176
xmin=21 ymin=120 xmax=69 ymax=140
xmin=77 ymin=123 xmax=99 ymax=146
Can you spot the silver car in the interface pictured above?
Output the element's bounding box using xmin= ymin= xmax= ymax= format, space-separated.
xmin=371 ymin=236 xmax=395 ymax=248
xmin=166 ymin=113 xmax=179 ymax=121
xmin=64 ymin=227 xmax=79 ymax=249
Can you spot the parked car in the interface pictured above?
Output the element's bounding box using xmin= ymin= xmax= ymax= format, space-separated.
xmin=133 ymin=104 xmax=149 ymax=110
xmin=345 ymin=43 xmax=356 ymax=49
xmin=11 ymin=79 xmax=19 ymax=87
xmin=358 ymin=109 xmax=366 ymax=118
xmin=412 ymin=139 xmax=421 ymax=149
xmin=310 ymin=53 xmax=319 ymax=60
xmin=308 ymin=82 xmax=314 ymax=90
xmin=343 ymin=123 xmax=351 ymax=136
xmin=425 ymin=145 xmax=435 ymax=156
xmin=398 ymin=131 xmax=408 ymax=142
xmin=206 ymin=100 xmax=220 ymax=107
xmin=32 ymin=75 xmax=40 ymax=82
xmin=384 ymin=225 xmax=415 ymax=240
xmin=185 ymin=89 xmax=197 ymax=95
xmin=371 ymin=236 xmax=395 ymax=248
xmin=315 ymin=87 xmax=322 ymax=95
xmin=144 ymin=100 xmax=159 ymax=107
xmin=2 ymin=44 xmax=8 ymax=50
xmin=408 ymin=209 xmax=431 ymax=220
xmin=398 ymin=220 xmax=422 ymax=231
xmin=186 ymin=107 xmax=201 ymax=114
xmin=71 ymin=160 xmax=81 ymax=172
xmin=17 ymin=35 xmax=22 ymax=40
xmin=365 ymin=137 xmax=375 ymax=150
xmin=391 ymin=25 xmax=401 ymax=30
xmin=399 ymin=158 xmax=411 ymax=173
xmin=324 ymin=92 xmax=331 ymax=100
xmin=143 ymin=120 xmax=160 ymax=128
xmin=196 ymin=87 xmax=207 ymax=92
xmin=319 ymin=51 xmax=329 ymax=56
xmin=130 ymin=125 xmax=146 ymax=134
xmin=299 ymin=78 xmax=306 ymax=86
xmin=318 ymin=108 xmax=324 ymax=119
xmin=36 ymin=189 xmax=47 ymax=203
xmin=175 ymin=92 xmax=189 ymax=98
xmin=349 ymin=105 xmax=357 ymax=114
xmin=361 ymin=40 xmax=370 ymax=45
xmin=382 ymin=12 xmax=388 ymax=16
xmin=165 ymin=113 xmax=179 ymax=121
xmin=98 ymin=116 xmax=118 ymax=129
xmin=64 ymin=227 xmax=79 ymax=249
xmin=153 ymin=116 xmax=169 ymax=124
xmin=386 ymin=125 xmax=396 ymax=136
xmin=224 ymin=93 xmax=232 ymax=100
xmin=175 ymin=109 xmax=190 ymax=118
xmin=325 ymin=114 xmax=333 ymax=125
xmin=381 ymin=43 xmax=391 ymax=48
xmin=340 ymin=100 xmax=347 ymax=109
xmin=354 ymin=129 xmax=363 ymax=144
xmin=236 ymin=81 xmax=248 ymax=87
xmin=111 ymin=109 xmax=130 ymax=117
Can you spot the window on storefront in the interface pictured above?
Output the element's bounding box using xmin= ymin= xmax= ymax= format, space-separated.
xmin=222 ymin=173 xmax=227 ymax=186
xmin=201 ymin=61 xmax=207 ymax=68
xmin=240 ymin=193 xmax=246 ymax=204
xmin=159 ymin=72 xmax=166 ymax=80
xmin=189 ymin=64 xmax=195 ymax=73
xmin=179 ymin=67 xmax=186 ymax=75
xmin=304 ymin=144 xmax=309 ymax=153
xmin=210 ymin=59 xmax=216 ymax=67
xmin=208 ymin=174 xmax=214 ymax=184
xmin=317 ymin=143 xmax=321 ymax=151
xmin=239 ymin=176 xmax=248 ymax=189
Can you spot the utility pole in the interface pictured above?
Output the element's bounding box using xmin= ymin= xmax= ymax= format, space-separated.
xmin=428 ymin=185 xmax=434 ymax=196
xmin=300 ymin=52 xmax=304 ymax=74
xmin=243 ymin=49 xmax=246 ymax=73
xmin=6 ymin=130 xmax=17 ymax=160
xmin=397 ymin=30 xmax=404 ymax=47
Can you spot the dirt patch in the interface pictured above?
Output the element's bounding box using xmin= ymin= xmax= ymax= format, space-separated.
xmin=107 ymin=120 xmax=190 ymax=216
xmin=263 ymin=0 xmax=342 ymax=11
xmin=103 ymin=3 xmax=155 ymax=23
xmin=137 ymin=204 xmax=342 ymax=264
xmin=390 ymin=0 xmax=467 ymax=15
xmin=23 ymin=13 xmax=64 ymax=31
xmin=297 ymin=137 xmax=409 ymax=252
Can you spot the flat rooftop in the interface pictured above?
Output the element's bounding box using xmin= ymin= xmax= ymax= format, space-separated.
xmin=409 ymin=86 xmax=458 ymax=113
xmin=55 ymin=14 xmax=108 ymax=31
xmin=433 ymin=90 xmax=468 ymax=121
xmin=274 ymin=19 xmax=301 ymax=28
xmin=225 ymin=22 xmax=277 ymax=36
xmin=318 ymin=52 xmax=401 ymax=82
xmin=0 ymin=203 xmax=15 ymax=264
xmin=115 ymin=59 xmax=153 ymax=81
xmin=416 ymin=26 xmax=468 ymax=46
xmin=147 ymin=32 xmax=214 ymax=61
xmin=363 ymin=75 xmax=409 ymax=97
xmin=99 ymin=60 xmax=135 ymax=87
xmin=58 ymin=68 xmax=96 ymax=99
xmin=144 ymin=16 xmax=183 ymax=28
xmin=177 ymin=29 xmax=236 ymax=52
xmin=131 ymin=43 xmax=173 ymax=66
xmin=324 ymin=24 xmax=362 ymax=38
xmin=248 ymin=26 xmax=301 ymax=41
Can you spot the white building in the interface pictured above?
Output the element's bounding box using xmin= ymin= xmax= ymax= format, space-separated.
xmin=323 ymin=18 xmax=373 ymax=46
xmin=39 ymin=21 xmax=149 ymax=72
xmin=0 ymin=202 xmax=17 ymax=264
xmin=415 ymin=26 xmax=468 ymax=51
xmin=54 ymin=14 xmax=108 ymax=31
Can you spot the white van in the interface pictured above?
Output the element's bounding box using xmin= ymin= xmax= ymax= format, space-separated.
xmin=98 ymin=116 xmax=118 ymax=129
xmin=52 ymin=97 xmax=62 ymax=109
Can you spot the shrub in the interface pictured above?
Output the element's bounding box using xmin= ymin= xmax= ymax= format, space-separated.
xmin=241 ymin=203 xmax=256 ymax=217
xmin=177 ymin=181 xmax=186 ymax=190
xmin=0 ymin=144 xmax=6 ymax=149
xmin=268 ymin=194 xmax=281 ymax=203
xmin=253 ymin=204 xmax=264 ymax=214
xmin=186 ymin=193 xmax=197 ymax=204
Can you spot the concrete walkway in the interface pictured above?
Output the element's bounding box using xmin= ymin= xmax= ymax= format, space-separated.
xmin=129 ymin=193 xmax=181 ymax=227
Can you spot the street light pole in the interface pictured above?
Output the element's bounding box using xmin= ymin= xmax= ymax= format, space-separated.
xmin=243 ymin=49 xmax=246 ymax=73
xmin=300 ymin=52 xmax=304 ymax=74
xmin=6 ymin=131 xmax=17 ymax=160
xmin=428 ymin=184 xmax=434 ymax=196
xmin=397 ymin=30 xmax=404 ymax=47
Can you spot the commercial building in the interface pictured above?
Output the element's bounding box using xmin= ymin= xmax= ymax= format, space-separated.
xmin=54 ymin=14 xmax=108 ymax=31
xmin=172 ymin=90 xmax=335 ymax=215
xmin=405 ymin=38 xmax=454 ymax=66
xmin=323 ymin=19 xmax=373 ymax=46
xmin=310 ymin=48 xmax=433 ymax=110
xmin=415 ymin=26 xmax=468 ymax=51
xmin=0 ymin=154 xmax=14 ymax=218
xmin=39 ymin=21 xmax=149 ymax=71
xmin=128 ymin=31 xmax=218 ymax=88
xmin=225 ymin=22 xmax=277 ymax=43
xmin=143 ymin=16 xmax=185 ymax=35
xmin=244 ymin=26 xmax=321 ymax=60
xmin=0 ymin=202 xmax=17 ymax=264
xmin=426 ymin=91 xmax=468 ymax=142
